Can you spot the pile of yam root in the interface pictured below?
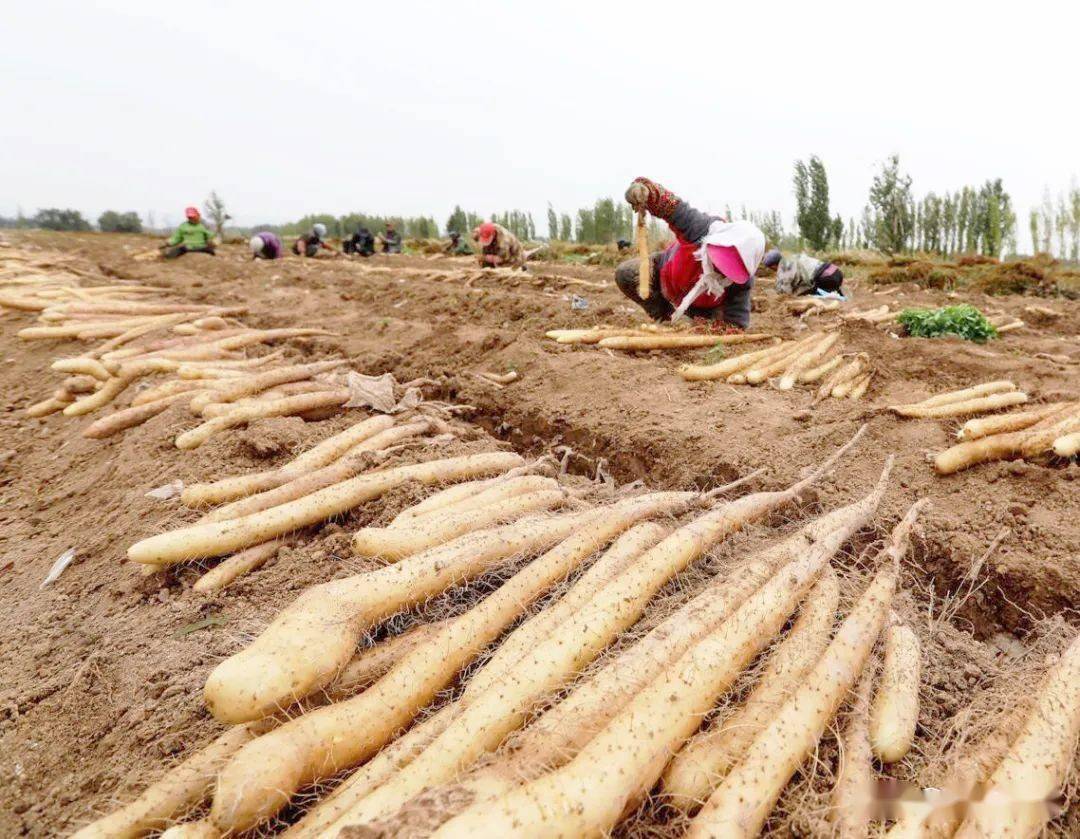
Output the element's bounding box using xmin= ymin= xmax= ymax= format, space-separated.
xmin=1 ymin=249 xmax=351 ymax=447
xmin=546 ymin=324 xmax=775 ymax=352
xmin=790 ymin=299 xmax=1027 ymax=335
xmin=69 ymin=428 xmax=1079 ymax=838
xmin=679 ymin=331 xmax=874 ymax=400
xmin=887 ymin=380 xmax=1079 ymax=474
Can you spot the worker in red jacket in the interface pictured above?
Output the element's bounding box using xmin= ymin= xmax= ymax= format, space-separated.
xmin=615 ymin=177 xmax=765 ymax=329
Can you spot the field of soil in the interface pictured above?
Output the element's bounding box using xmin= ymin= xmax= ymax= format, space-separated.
xmin=0 ymin=231 xmax=1077 ymax=837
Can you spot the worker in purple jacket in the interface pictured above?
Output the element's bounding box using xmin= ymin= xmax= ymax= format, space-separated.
xmin=248 ymin=232 xmax=283 ymax=260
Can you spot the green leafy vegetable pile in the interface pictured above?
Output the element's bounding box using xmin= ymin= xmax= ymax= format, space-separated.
xmin=897 ymin=304 xmax=998 ymax=343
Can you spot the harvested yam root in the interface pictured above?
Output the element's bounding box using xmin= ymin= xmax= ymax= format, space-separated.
xmin=597 ymin=333 xmax=774 ymax=351
xmin=957 ymin=402 xmax=1072 ymax=441
xmin=435 ymin=462 xmax=898 ymax=839
xmin=870 ymin=620 xmax=922 ymax=763
xmin=1054 ymin=431 xmax=1080 ymax=457
xmin=686 ymin=501 xmax=924 ymax=838
xmin=174 ymin=389 xmax=351 ymax=449
xmin=181 ymin=414 xmax=397 ymax=508
xmin=207 ymin=493 xmax=699 ymax=831
xmin=953 ymin=632 xmax=1080 ymax=837
xmin=678 ymin=333 xmax=867 ymax=400
xmin=890 ymin=380 xmax=1023 ymax=418
xmin=661 ymin=568 xmax=840 ymax=811
xmin=935 ymin=408 xmax=1080 ymax=474
xmin=830 ymin=665 xmax=876 ymax=837
xmin=130 ymin=451 xmax=527 ymax=567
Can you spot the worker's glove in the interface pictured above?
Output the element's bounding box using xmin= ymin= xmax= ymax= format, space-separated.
xmin=625 ymin=177 xmax=681 ymax=221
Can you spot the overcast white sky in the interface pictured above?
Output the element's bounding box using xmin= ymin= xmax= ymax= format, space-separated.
xmin=2 ymin=0 xmax=1075 ymax=249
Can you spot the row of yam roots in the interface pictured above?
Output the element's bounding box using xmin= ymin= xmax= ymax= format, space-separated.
xmin=65 ymin=420 xmax=1078 ymax=839
xmin=3 ymin=248 xmax=1076 ymax=837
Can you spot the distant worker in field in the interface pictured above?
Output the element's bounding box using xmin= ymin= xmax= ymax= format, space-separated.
xmin=764 ymin=249 xmax=845 ymax=297
xmin=345 ymin=226 xmax=376 ymax=257
xmin=162 ymin=206 xmax=216 ymax=259
xmin=382 ymin=222 xmax=403 ymax=254
xmin=248 ymin=231 xmax=282 ymax=260
xmin=293 ymin=223 xmax=335 ymax=258
xmin=616 ymin=177 xmax=764 ymax=329
xmin=443 ymin=230 xmax=473 ymax=255
xmin=472 ymin=221 xmax=526 ymax=269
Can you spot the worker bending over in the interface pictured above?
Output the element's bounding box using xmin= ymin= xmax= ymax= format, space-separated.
xmin=473 ymin=221 xmax=525 ymax=269
xmin=163 ymin=207 xmax=216 ymax=259
xmin=616 ymin=178 xmax=764 ymax=329
xmin=293 ymin=223 xmax=335 ymax=258
xmin=764 ymin=249 xmax=845 ymax=296
xmin=344 ymin=227 xmax=375 ymax=257
xmin=249 ymin=231 xmax=282 ymax=260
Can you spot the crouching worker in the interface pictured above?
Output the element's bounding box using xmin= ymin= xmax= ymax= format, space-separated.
xmin=163 ymin=207 xmax=216 ymax=259
xmin=344 ymin=227 xmax=375 ymax=257
xmin=764 ymin=249 xmax=845 ymax=296
xmin=473 ymin=221 xmax=526 ymax=269
xmin=616 ymin=178 xmax=765 ymax=329
xmin=293 ymin=223 xmax=335 ymax=258
xmin=249 ymin=231 xmax=282 ymax=260
xmin=444 ymin=231 xmax=473 ymax=255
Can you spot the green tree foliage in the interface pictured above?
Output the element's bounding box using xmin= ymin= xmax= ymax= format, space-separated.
xmin=547 ymin=204 xmax=558 ymax=240
xmin=571 ymin=197 xmax=634 ymax=244
xmin=446 ymin=205 xmax=478 ymax=236
xmin=97 ymin=210 xmax=143 ymax=233
xmin=792 ymin=155 xmax=831 ymax=249
xmin=32 ymin=208 xmax=91 ymax=231
xmin=490 ymin=210 xmax=534 ymax=240
xmin=559 ymin=213 xmax=572 ymax=241
xmin=866 ymin=155 xmax=914 ymax=255
xmin=830 ymin=214 xmax=843 ymax=249
xmin=202 ymin=191 xmax=231 ymax=237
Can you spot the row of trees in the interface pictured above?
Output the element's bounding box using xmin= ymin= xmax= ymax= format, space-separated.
xmin=859 ymin=157 xmax=1017 ymax=257
xmin=784 ymin=155 xmax=1018 ymax=257
xmin=1030 ymin=186 xmax=1080 ymax=261
xmin=0 ymin=208 xmax=146 ymax=233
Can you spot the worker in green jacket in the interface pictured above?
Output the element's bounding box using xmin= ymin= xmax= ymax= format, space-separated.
xmin=162 ymin=207 xmax=216 ymax=259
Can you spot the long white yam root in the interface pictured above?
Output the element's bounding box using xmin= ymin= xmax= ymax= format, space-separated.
xmin=953 ymin=633 xmax=1080 ymax=839
xmin=464 ymin=521 xmax=669 ymax=699
xmin=831 ymin=666 xmax=876 ymax=837
xmin=743 ymin=335 xmax=822 ymax=384
xmin=898 ymin=380 xmax=1017 ymax=410
xmin=70 ymin=725 xmax=258 ymax=839
xmin=284 ymin=708 xmax=456 ymax=839
xmin=391 ymin=472 xmax=556 ymax=526
xmin=890 ymin=391 xmax=1029 ymax=419
xmin=201 ymin=421 xmax=431 ymax=522
xmin=187 ymin=359 xmax=346 ymax=413
xmin=130 ymin=451 xmax=524 ymax=567
xmin=208 ymin=492 xmax=698 ymax=831
xmin=778 ymin=332 xmax=839 ymax=390
xmin=936 ymin=414 xmax=1080 ymax=474
xmin=870 ymin=621 xmax=922 ymax=763
xmin=661 ymin=568 xmax=840 ymax=811
xmin=82 ymin=392 xmax=194 ymax=438
xmin=351 ymin=488 xmax=566 ymax=559
xmin=174 ymin=389 xmax=350 ymax=449
xmin=192 ymin=541 xmax=282 ymax=593
xmin=959 ymin=403 xmax=1073 ymax=441
xmin=337 ymin=480 xmax=801 ymax=827
xmin=1054 ymin=431 xmax=1080 ymax=457
xmin=799 ymin=354 xmax=843 ymax=384
xmin=598 ymin=333 xmax=774 ymax=351
xmin=330 ymin=620 xmax=453 ymax=694
xmin=434 ymin=466 xmax=895 ymax=839
xmin=678 ymin=343 xmax=788 ymax=382
xmin=51 ymin=356 xmax=111 ymax=380
xmin=816 ymin=354 xmax=865 ymax=401
xmin=431 ymin=433 xmax=864 ymax=811
xmin=686 ymin=502 xmax=923 ymax=838
xmin=180 ymin=415 xmax=396 ymax=507
xmin=202 ymin=505 xmax=583 ymax=724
